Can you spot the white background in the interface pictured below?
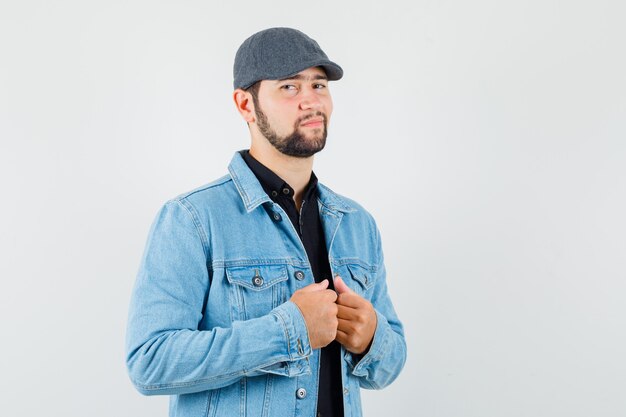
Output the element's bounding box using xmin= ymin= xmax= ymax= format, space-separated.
xmin=1 ymin=1 xmax=625 ymax=416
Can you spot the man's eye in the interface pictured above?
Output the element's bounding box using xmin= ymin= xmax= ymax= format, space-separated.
xmin=314 ymin=84 xmax=327 ymax=89
xmin=281 ymin=85 xmax=297 ymax=90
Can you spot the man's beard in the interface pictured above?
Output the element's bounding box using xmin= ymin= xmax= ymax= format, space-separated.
xmin=254 ymin=104 xmax=328 ymax=158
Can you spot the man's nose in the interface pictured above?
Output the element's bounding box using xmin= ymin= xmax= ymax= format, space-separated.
xmin=299 ymin=87 xmax=323 ymax=111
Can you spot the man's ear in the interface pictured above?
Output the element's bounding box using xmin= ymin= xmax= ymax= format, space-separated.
xmin=233 ymin=89 xmax=256 ymax=123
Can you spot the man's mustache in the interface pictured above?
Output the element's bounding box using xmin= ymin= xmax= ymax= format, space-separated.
xmin=297 ymin=112 xmax=327 ymax=126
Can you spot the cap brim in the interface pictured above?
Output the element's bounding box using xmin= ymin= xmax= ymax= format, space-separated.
xmin=275 ymin=59 xmax=343 ymax=82
xmin=317 ymin=61 xmax=343 ymax=81
xmin=236 ymin=59 xmax=343 ymax=90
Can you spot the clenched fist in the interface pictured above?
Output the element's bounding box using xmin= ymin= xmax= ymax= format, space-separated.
xmin=334 ymin=276 xmax=377 ymax=354
xmin=290 ymin=279 xmax=339 ymax=349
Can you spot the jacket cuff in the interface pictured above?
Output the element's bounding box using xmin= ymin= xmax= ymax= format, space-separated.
xmin=271 ymin=301 xmax=313 ymax=362
xmin=348 ymin=309 xmax=390 ymax=376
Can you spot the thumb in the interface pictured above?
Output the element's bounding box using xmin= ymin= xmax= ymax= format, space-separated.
xmin=333 ymin=276 xmax=353 ymax=295
xmin=299 ymin=279 xmax=329 ymax=293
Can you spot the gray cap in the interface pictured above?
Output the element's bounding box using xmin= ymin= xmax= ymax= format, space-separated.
xmin=233 ymin=27 xmax=343 ymax=90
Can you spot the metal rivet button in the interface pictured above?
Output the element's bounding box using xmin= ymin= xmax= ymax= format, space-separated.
xmin=252 ymin=276 xmax=264 ymax=287
xmin=272 ymin=212 xmax=282 ymax=222
xmin=271 ymin=190 xmax=278 ymax=197
xmin=282 ymin=187 xmax=290 ymax=195
xmin=296 ymin=388 xmax=307 ymax=399
xmin=294 ymin=270 xmax=305 ymax=280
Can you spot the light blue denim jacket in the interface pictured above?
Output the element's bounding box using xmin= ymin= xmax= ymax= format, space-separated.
xmin=126 ymin=152 xmax=406 ymax=417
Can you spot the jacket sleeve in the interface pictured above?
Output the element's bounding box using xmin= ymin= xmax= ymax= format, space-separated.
xmin=346 ymin=226 xmax=407 ymax=389
xmin=125 ymin=200 xmax=312 ymax=396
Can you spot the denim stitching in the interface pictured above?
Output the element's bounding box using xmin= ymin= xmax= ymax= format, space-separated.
xmin=228 ymin=164 xmax=271 ymax=211
xmin=176 ymin=198 xmax=210 ymax=258
xmin=272 ymin=309 xmax=293 ymax=361
xmin=225 ymin=264 xmax=289 ymax=290
xmin=317 ymin=183 xmax=356 ymax=213
xmin=211 ymin=258 xmax=310 ymax=269
xmin=135 ymin=354 xmax=297 ymax=392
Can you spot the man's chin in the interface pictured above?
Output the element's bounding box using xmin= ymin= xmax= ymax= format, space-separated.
xmin=297 ymin=127 xmax=326 ymax=141
xmin=279 ymin=140 xmax=326 ymax=158
xmin=265 ymin=127 xmax=327 ymax=158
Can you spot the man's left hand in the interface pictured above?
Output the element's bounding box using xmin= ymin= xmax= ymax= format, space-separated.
xmin=333 ymin=276 xmax=377 ymax=355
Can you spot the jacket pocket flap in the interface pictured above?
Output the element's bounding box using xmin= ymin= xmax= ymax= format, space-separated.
xmin=226 ymin=264 xmax=289 ymax=291
xmin=347 ymin=264 xmax=375 ymax=291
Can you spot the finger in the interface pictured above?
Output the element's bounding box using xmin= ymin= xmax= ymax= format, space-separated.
xmin=323 ymin=289 xmax=338 ymax=303
xmin=335 ymin=329 xmax=351 ymax=346
xmin=337 ymin=317 xmax=354 ymax=333
xmin=336 ymin=292 xmax=365 ymax=309
xmin=333 ymin=276 xmax=354 ymax=295
xmin=298 ymin=279 xmax=329 ymax=293
xmin=337 ymin=304 xmax=358 ymax=320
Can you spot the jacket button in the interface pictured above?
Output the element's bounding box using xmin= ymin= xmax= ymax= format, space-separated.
xmin=296 ymin=388 xmax=307 ymax=399
xmin=252 ymin=276 xmax=264 ymax=286
xmin=272 ymin=212 xmax=282 ymax=222
xmin=294 ymin=270 xmax=305 ymax=280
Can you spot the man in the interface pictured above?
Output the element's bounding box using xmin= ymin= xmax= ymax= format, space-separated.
xmin=126 ymin=27 xmax=406 ymax=417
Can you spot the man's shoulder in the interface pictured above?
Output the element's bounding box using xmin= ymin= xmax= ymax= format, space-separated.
xmin=173 ymin=174 xmax=232 ymax=200
xmin=169 ymin=174 xmax=235 ymax=205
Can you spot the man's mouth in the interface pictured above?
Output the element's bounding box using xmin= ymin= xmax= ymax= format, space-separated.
xmin=300 ymin=117 xmax=325 ymax=128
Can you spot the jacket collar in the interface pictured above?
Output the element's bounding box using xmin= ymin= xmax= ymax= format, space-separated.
xmin=228 ymin=151 xmax=356 ymax=214
xmin=228 ymin=151 xmax=272 ymax=212
xmin=317 ymin=183 xmax=356 ymax=214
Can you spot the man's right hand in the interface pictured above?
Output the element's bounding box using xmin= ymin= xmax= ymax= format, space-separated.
xmin=290 ymin=279 xmax=338 ymax=349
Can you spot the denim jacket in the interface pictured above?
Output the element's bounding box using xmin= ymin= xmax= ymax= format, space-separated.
xmin=126 ymin=152 xmax=407 ymax=417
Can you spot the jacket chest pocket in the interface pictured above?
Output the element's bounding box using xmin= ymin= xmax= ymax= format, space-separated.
xmin=332 ymin=262 xmax=376 ymax=297
xmin=226 ymin=264 xmax=289 ymax=321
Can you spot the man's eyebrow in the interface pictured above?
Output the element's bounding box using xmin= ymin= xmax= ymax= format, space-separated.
xmin=274 ymin=73 xmax=328 ymax=83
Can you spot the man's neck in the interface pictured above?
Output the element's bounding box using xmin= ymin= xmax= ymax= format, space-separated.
xmin=249 ymin=141 xmax=314 ymax=209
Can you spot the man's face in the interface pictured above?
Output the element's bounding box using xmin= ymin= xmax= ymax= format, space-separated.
xmin=251 ymin=67 xmax=333 ymax=158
